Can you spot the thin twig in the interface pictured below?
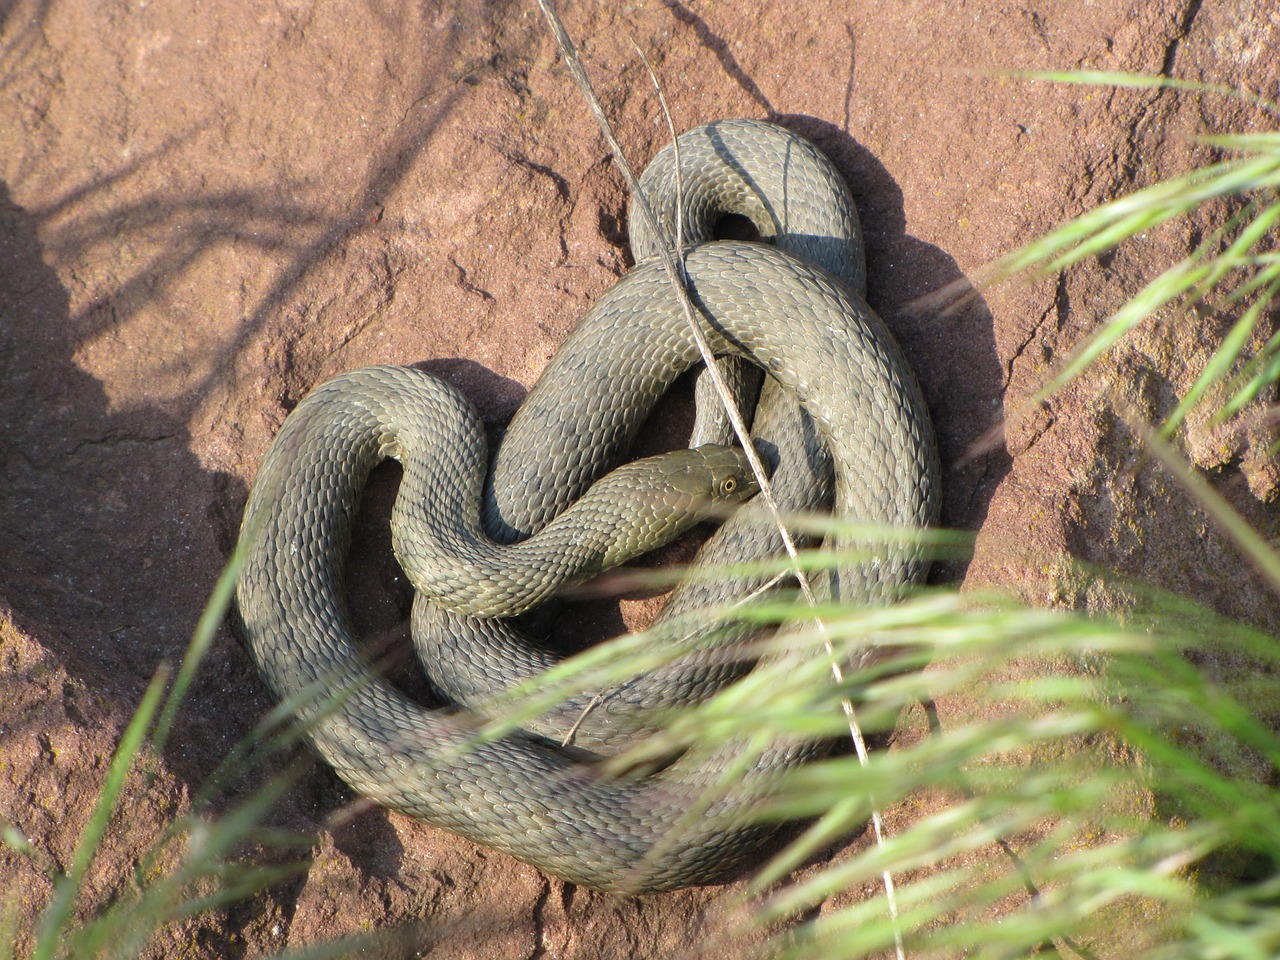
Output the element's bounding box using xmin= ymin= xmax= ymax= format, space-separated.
xmin=560 ymin=691 xmax=605 ymax=747
xmin=627 ymin=20 xmax=903 ymax=959
xmin=535 ymin=3 xmax=904 ymax=951
xmin=633 ymin=42 xmax=686 ymax=259
xmin=535 ymin=1 xmax=824 ymax=677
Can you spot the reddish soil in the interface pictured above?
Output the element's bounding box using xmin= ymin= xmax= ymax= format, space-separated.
xmin=2 ymin=0 xmax=1278 ymax=957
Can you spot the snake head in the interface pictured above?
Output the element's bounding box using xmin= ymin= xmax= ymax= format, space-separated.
xmin=615 ymin=444 xmax=764 ymax=507
xmin=688 ymin=442 xmax=764 ymax=503
xmin=602 ymin=444 xmax=765 ymax=531
xmin=619 ymin=444 xmax=763 ymax=513
xmin=552 ymin=444 xmax=767 ymax=581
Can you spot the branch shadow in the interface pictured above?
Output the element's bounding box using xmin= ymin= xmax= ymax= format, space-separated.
xmin=0 ymin=0 xmax=532 ymax=909
xmin=657 ymin=0 xmax=775 ymax=116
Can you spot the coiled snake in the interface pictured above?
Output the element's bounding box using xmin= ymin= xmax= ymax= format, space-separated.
xmin=234 ymin=119 xmax=940 ymax=892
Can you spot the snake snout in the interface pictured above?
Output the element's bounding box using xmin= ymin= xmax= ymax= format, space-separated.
xmin=687 ymin=442 xmax=767 ymax=509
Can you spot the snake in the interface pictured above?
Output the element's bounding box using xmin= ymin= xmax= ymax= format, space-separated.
xmin=234 ymin=119 xmax=941 ymax=892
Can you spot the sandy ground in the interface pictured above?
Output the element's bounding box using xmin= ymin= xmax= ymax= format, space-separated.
xmin=2 ymin=0 xmax=1279 ymax=956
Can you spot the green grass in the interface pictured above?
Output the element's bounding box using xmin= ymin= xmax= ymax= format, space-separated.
xmin=0 ymin=549 xmax=377 ymax=960
xmin=988 ymin=71 xmax=1280 ymax=438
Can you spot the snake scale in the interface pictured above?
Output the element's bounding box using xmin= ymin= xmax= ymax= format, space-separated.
xmin=234 ymin=119 xmax=941 ymax=892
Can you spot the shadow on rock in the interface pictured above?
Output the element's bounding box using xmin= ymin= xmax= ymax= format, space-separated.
xmin=0 ymin=179 xmax=248 ymax=720
xmin=778 ymin=115 xmax=1011 ymax=579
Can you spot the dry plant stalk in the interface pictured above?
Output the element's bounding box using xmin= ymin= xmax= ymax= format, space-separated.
xmin=533 ymin=2 xmax=904 ymax=952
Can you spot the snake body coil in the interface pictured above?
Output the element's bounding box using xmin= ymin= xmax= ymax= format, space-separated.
xmin=235 ymin=119 xmax=941 ymax=892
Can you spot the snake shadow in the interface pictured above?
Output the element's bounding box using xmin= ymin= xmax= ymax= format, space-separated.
xmin=772 ymin=115 xmax=1010 ymax=582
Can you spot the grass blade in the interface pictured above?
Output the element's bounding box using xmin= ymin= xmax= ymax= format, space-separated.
xmin=30 ymin=666 xmax=170 ymax=960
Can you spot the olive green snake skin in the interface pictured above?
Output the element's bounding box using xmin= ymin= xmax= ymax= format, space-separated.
xmin=234 ymin=119 xmax=941 ymax=892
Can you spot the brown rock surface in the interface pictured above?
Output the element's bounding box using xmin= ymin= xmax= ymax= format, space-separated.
xmin=2 ymin=0 xmax=1278 ymax=956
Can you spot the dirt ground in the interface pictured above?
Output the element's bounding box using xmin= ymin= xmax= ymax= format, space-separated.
xmin=2 ymin=0 xmax=1279 ymax=957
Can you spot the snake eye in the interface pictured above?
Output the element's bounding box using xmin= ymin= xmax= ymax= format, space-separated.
xmin=721 ymin=477 xmax=737 ymax=495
